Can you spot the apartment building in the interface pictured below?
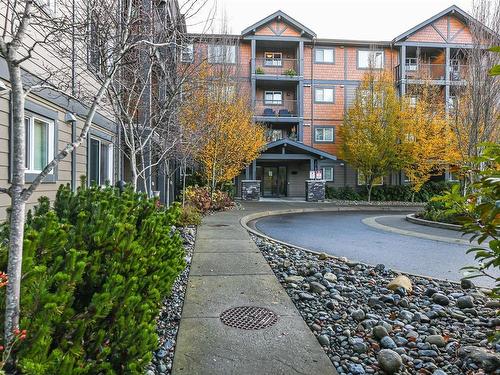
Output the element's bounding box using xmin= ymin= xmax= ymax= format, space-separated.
xmin=186 ymin=5 xmax=475 ymax=198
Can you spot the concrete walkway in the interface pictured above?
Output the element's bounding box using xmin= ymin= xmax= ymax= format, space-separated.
xmin=172 ymin=207 xmax=337 ymax=375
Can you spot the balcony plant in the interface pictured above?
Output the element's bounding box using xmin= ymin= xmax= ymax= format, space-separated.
xmin=255 ymin=66 xmax=265 ymax=74
xmin=284 ymin=68 xmax=297 ymax=77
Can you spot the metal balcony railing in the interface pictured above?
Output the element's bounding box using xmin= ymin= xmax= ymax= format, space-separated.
xmin=252 ymin=58 xmax=299 ymax=76
xmin=254 ymin=99 xmax=298 ymax=117
xmin=265 ymin=129 xmax=298 ymax=142
xmin=395 ymin=63 xmax=468 ymax=82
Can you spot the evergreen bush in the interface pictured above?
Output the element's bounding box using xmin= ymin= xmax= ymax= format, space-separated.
xmin=0 ymin=184 xmax=185 ymax=374
xmin=325 ymin=181 xmax=455 ymax=202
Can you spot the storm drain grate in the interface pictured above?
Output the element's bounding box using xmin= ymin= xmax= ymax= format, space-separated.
xmin=220 ymin=306 xmax=278 ymax=330
xmin=208 ymin=224 xmax=229 ymax=227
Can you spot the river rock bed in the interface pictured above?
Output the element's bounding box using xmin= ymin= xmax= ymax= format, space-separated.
xmin=146 ymin=226 xmax=196 ymax=375
xmin=252 ymin=235 xmax=500 ymax=374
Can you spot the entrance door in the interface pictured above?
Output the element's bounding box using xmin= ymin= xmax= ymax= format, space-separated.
xmin=262 ymin=166 xmax=287 ymax=197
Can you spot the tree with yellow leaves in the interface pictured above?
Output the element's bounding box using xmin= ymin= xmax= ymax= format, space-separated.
xmin=401 ymin=85 xmax=460 ymax=198
xmin=339 ymin=69 xmax=404 ymax=202
xmin=181 ymin=64 xmax=266 ymax=193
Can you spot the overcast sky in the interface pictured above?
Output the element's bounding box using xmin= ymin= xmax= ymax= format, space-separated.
xmin=185 ymin=0 xmax=474 ymax=40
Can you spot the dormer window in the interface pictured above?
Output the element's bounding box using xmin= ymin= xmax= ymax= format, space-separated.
xmin=264 ymin=52 xmax=282 ymax=67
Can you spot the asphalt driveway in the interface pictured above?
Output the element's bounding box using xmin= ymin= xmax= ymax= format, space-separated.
xmin=253 ymin=211 xmax=496 ymax=287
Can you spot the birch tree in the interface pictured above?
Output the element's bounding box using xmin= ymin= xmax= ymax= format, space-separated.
xmin=107 ymin=0 xmax=214 ymax=197
xmin=450 ymin=0 xmax=500 ymax=191
xmin=0 ymin=0 xmax=198 ymax=346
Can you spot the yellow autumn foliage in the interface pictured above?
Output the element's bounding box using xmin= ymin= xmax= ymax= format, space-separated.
xmin=401 ymin=85 xmax=460 ymax=193
xmin=181 ymin=66 xmax=266 ymax=187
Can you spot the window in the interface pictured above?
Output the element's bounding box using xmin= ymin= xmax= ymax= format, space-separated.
xmin=264 ymin=52 xmax=282 ymax=66
xmin=89 ymin=137 xmax=113 ymax=186
xmin=358 ymin=50 xmax=384 ymax=69
xmin=25 ymin=116 xmax=54 ymax=173
xmin=315 ymin=48 xmax=334 ymax=63
xmin=209 ymin=83 xmax=236 ymax=101
xmin=409 ymin=95 xmax=417 ymax=108
xmin=357 ymin=171 xmax=383 ymax=186
xmin=315 ymin=127 xmax=335 ymax=142
xmin=181 ymin=43 xmax=194 ymax=62
xmin=88 ymin=10 xmax=109 ymax=74
xmin=315 ymin=87 xmax=334 ymax=103
xmin=46 ymin=0 xmax=56 ymax=12
xmin=264 ymin=91 xmax=282 ymax=105
xmin=208 ymin=45 xmax=236 ymax=64
xmin=322 ymin=167 xmax=334 ymax=181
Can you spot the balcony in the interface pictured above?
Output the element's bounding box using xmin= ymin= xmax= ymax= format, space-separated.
xmin=266 ymin=128 xmax=298 ymax=142
xmin=253 ymin=99 xmax=298 ymax=122
xmin=395 ymin=62 xmax=468 ymax=83
xmin=252 ymin=58 xmax=299 ymax=78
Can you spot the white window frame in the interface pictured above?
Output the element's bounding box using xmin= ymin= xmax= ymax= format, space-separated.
xmin=314 ymin=127 xmax=334 ymax=142
xmin=315 ymin=87 xmax=335 ymax=103
xmin=208 ymin=45 xmax=236 ymax=64
xmin=357 ymin=171 xmax=383 ymax=186
xmin=181 ymin=43 xmax=194 ymax=63
xmin=315 ymin=48 xmax=334 ymax=63
xmin=25 ymin=115 xmax=55 ymax=174
xmin=264 ymin=52 xmax=282 ymax=66
xmin=322 ymin=167 xmax=334 ymax=182
xmin=89 ymin=137 xmax=114 ymax=186
xmin=357 ymin=50 xmax=384 ymax=69
xmin=264 ymin=91 xmax=283 ymax=105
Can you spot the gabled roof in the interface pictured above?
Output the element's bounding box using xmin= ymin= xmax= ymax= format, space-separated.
xmin=393 ymin=5 xmax=473 ymax=43
xmin=263 ymin=139 xmax=337 ymax=161
xmin=241 ymin=10 xmax=316 ymax=39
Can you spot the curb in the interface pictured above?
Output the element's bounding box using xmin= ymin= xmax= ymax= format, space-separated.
xmin=406 ymin=213 xmax=462 ymax=231
xmin=362 ymin=216 xmax=474 ymax=246
xmin=239 ymin=208 xmax=462 ymax=286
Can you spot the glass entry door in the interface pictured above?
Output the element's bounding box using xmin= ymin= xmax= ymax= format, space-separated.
xmin=262 ymin=166 xmax=287 ymax=197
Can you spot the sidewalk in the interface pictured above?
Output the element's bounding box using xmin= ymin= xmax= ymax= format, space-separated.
xmin=172 ymin=207 xmax=337 ymax=375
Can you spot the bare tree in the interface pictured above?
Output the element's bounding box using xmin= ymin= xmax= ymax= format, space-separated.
xmin=451 ymin=0 xmax=500 ymax=190
xmin=107 ymin=0 xmax=215 ymax=198
xmin=0 ymin=0 xmax=199 ymax=346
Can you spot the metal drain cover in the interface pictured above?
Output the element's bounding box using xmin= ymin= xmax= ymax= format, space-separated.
xmin=220 ymin=306 xmax=278 ymax=330
xmin=208 ymin=224 xmax=229 ymax=227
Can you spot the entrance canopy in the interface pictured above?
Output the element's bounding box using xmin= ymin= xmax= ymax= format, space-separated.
xmin=259 ymin=139 xmax=337 ymax=161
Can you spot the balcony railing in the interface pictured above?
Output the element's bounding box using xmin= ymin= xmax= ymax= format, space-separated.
xmin=252 ymin=58 xmax=299 ymax=76
xmin=254 ymin=99 xmax=298 ymax=117
xmin=395 ymin=63 xmax=468 ymax=82
xmin=266 ymin=129 xmax=298 ymax=142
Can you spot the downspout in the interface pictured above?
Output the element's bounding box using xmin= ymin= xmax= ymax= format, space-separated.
xmin=71 ymin=0 xmax=77 ymax=191
xmin=310 ymin=41 xmax=315 ymax=148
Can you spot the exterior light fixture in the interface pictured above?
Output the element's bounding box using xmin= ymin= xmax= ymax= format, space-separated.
xmin=64 ymin=112 xmax=77 ymax=123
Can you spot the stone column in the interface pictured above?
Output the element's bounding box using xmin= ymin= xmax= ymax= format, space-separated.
xmin=241 ymin=180 xmax=261 ymax=201
xmin=305 ymin=180 xmax=326 ymax=202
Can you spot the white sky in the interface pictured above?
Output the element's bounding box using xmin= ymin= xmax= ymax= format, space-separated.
xmin=185 ymin=0 xmax=474 ymax=40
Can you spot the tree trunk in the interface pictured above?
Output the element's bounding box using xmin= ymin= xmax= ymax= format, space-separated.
xmin=367 ymin=183 xmax=373 ymax=203
xmin=5 ymin=63 xmax=26 ymax=346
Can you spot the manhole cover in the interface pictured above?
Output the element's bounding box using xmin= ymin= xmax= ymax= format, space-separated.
xmin=220 ymin=306 xmax=278 ymax=330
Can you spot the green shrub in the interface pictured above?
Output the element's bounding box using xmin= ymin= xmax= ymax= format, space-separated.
xmin=325 ymin=186 xmax=361 ymax=200
xmin=176 ymin=205 xmax=202 ymax=226
xmin=0 ymin=184 xmax=185 ymax=374
xmin=326 ymin=181 xmax=456 ymax=202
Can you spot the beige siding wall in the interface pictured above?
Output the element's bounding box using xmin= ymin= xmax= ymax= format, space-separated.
xmin=0 ymin=90 xmax=116 ymax=221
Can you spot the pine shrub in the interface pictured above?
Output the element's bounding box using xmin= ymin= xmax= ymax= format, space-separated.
xmin=0 ymin=184 xmax=185 ymax=374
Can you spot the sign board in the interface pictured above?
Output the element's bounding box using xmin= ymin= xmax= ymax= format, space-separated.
xmin=309 ymin=170 xmax=323 ymax=180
